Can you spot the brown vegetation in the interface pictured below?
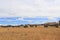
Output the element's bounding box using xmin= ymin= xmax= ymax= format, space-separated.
xmin=0 ymin=26 xmax=60 ymax=40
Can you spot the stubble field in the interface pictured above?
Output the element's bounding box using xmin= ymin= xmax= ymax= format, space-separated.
xmin=0 ymin=26 xmax=60 ymax=40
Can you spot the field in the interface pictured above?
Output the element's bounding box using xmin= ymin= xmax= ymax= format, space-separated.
xmin=0 ymin=26 xmax=60 ymax=40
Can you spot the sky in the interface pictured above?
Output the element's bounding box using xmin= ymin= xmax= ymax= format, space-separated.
xmin=0 ymin=0 xmax=60 ymax=25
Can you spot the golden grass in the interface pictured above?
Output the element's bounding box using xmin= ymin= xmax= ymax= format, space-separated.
xmin=0 ymin=26 xmax=60 ymax=40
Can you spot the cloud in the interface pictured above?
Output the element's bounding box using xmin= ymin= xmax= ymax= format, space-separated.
xmin=47 ymin=17 xmax=56 ymax=20
xmin=0 ymin=0 xmax=60 ymax=17
xmin=17 ymin=17 xmax=33 ymax=23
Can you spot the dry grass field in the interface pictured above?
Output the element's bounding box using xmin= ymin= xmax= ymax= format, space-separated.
xmin=0 ymin=26 xmax=60 ymax=40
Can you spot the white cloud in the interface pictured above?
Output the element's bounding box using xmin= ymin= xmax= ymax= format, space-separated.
xmin=17 ymin=17 xmax=24 ymax=21
xmin=0 ymin=0 xmax=60 ymax=18
xmin=17 ymin=17 xmax=32 ymax=23
xmin=47 ymin=17 xmax=56 ymax=20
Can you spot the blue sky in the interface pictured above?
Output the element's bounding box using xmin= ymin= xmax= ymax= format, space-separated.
xmin=0 ymin=0 xmax=60 ymax=25
xmin=0 ymin=17 xmax=59 ymax=25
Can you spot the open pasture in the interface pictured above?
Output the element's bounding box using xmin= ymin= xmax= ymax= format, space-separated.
xmin=0 ymin=26 xmax=60 ymax=40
